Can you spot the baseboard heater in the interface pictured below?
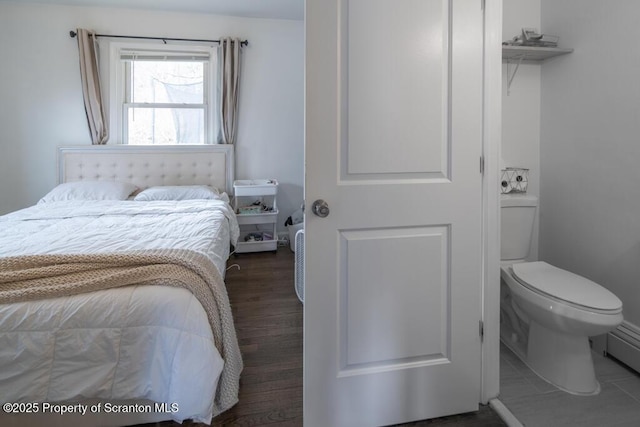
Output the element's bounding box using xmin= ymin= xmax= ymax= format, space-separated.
xmin=607 ymin=321 xmax=640 ymax=374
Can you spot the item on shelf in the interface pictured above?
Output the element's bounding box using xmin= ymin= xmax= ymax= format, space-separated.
xmin=236 ymin=200 xmax=275 ymax=215
xmin=504 ymin=28 xmax=559 ymax=48
xmin=501 ymin=168 xmax=529 ymax=194
xmin=238 ymin=205 xmax=262 ymax=214
xmin=244 ymin=232 xmax=264 ymax=242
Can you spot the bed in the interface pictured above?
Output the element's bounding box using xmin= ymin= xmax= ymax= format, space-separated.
xmin=0 ymin=145 xmax=241 ymax=427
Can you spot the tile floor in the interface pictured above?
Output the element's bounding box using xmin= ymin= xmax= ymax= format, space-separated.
xmin=499 ymin=342 xmax=640 ymax=427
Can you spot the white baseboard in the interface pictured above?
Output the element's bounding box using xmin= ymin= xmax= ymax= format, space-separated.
xmin=489 ymin=399 xmax=524 ymax=427
xmin=607 ymin=320 xmax=640 ymax=373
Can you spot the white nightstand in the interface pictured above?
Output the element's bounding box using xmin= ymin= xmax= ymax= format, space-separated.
xmin=233 ymin=179 xmax=278 ymax=253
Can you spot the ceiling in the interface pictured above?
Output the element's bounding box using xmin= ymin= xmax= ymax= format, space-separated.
xmin=3 ymin=0 xmax=304 ymax=20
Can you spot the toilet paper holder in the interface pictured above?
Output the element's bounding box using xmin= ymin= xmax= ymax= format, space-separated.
xmin=501 ymin=168 xmax=529 ymax=194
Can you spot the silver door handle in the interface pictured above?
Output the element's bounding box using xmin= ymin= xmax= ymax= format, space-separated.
xmin=312 ymin=199 xmax=330 ymax=218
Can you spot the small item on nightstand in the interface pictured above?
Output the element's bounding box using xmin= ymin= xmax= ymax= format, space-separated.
xmin=238 ymin=205 xmax=262 ymax=215
xmin=244 ymin=232 xmax=264 ymax=242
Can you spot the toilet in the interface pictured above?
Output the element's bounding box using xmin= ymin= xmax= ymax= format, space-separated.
xmin=500 ymin=194 xmax=623 ymax=395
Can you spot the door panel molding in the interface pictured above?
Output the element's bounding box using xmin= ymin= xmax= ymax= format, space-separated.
xmin=338 ymin=226 xmax=451 ymax=374
xmin=339 ymin=0 xmax=453 ymax=183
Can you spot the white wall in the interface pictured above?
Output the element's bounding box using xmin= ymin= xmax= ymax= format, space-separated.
xmin=0 ymin=2 xmax=304 ymax=230
xmin=540 ymin=1 xmax=640 ymax=327
xmin=502 ymin=0 xmax=541 ymax=260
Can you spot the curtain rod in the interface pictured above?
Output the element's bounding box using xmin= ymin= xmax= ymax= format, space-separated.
xmin=69 ymin=30 xmax=248 ymax=46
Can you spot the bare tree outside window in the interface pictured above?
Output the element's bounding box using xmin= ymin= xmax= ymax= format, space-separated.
xmin=124 ymin=57 xmax=209 ymax=144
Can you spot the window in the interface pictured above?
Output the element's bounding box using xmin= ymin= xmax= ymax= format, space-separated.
xmin=110 ymin=43 xmax=217 ymax=144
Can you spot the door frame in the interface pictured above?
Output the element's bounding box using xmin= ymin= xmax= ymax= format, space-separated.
xmin=481 ymin=0 xmax=503 ymax=404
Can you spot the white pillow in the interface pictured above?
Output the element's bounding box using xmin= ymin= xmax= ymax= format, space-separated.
xmin=38 ymin=181 xmax=138 ymax=204
xmin=133 ymin=185 xmax=221 ymax=201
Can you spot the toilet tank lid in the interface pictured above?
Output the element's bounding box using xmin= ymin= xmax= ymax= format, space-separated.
xmin=512 ymin=262 xmax=622 ymax=312
xmin=501 ymin=194 xmax=538 ymax=207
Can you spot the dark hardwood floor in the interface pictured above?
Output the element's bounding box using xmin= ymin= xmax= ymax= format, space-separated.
xmin=144 ymin=247 xmax=505 ymax=427
xmin=213 ymin=248 xmax=304 ymax=426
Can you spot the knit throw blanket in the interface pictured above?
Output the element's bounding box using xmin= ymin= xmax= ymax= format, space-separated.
xmin=0 ymin=248 xmax=242 ymax=417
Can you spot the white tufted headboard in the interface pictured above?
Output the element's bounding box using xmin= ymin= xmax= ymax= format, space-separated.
xmin=58 ymin=145 xmax=235 ymax=195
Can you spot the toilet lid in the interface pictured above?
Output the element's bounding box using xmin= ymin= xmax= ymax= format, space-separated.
xmin=512 ymin=261 xmax=622 ymax=312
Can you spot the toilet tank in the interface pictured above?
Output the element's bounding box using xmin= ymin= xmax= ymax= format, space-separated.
xmin=501 ymin=194 xmax=537 ymax=261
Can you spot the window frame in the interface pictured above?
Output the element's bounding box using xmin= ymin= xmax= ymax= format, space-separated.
xmin=108 ymin=41 xmax=217 ymax=145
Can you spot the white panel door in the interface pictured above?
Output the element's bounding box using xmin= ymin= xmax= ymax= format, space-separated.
xmin=304 ymin=0 xmax=484 ymax=426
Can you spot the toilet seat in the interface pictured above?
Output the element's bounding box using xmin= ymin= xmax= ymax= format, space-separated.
xmin=511 ymin=262 xmax=622 ymax=314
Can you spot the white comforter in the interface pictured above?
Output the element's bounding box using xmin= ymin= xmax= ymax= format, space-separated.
xmin=0 ymin=200 xmax=240 ymax=424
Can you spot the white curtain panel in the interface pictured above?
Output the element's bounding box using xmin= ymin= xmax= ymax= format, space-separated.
xmin=216 ymin=37 xmax=242 ymax=145
xmin=76 ymin=28 xmax=108 ymax=145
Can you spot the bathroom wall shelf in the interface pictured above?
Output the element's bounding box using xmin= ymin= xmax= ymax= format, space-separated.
xmin=503 ymin=46 xmax=573 ymax=94
xmin=502 ymin=45 xmax=573 ymax=62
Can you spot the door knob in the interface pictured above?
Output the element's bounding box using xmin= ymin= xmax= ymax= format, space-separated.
xmin=311 ymin=199 xmax=330 ymax=218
